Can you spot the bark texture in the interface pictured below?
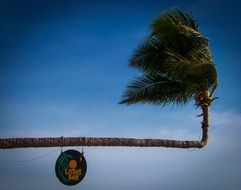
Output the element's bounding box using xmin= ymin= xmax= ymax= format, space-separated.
xmin=201 ymin=104 xmax=209 ymax=145
xmin=0 ymin=136 xmax=206 ymax=149
xmin=0 ymin=96 xmax=211 ymax=149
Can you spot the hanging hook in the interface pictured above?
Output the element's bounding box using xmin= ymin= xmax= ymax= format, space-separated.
xmin=60 ymin=136 xmax=64 ymax=154
xmin=81 ymin=146 xmax=84 ymax=155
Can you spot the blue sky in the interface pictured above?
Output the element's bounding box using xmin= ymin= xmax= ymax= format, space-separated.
xmin=0 ymin=0 xmax=241 ymax=189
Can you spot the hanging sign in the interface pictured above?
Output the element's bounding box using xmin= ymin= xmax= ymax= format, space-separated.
xmin=55 ymin=149 xmax=87 ymax=186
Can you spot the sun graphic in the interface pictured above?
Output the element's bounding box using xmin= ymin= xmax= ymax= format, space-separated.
xmin=69 ymin=160 xmax=77 ymax=169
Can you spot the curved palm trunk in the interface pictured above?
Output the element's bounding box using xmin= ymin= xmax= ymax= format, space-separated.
xmin=201 ymin=104 xmax=209 ymax=145
xmin=0 ymin=105 xmax=210 ymax=149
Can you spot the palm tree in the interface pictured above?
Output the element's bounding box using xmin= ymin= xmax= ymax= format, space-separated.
xmin=0 ymin=8 xmax=217 ymax=149
xmin=120 ymin=8 xmax=218 ymax=147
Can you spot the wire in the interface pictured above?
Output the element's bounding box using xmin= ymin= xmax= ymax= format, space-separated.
xmin=0 ymin=148 xmax=60 ymax=164
xmin=82 ymin=146 xmax=84 ymax=154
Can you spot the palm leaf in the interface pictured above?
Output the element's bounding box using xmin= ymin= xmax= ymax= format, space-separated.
xmin=120 ymin=74 xmax=198 ymax=106
xmin=129 ymin=37 xmax=166 ymax=73
xmin=129 ymin=38 xmax=192 ymax=79
xmin=151 ymin=8 xmax=208 ymax=53
xmin=185 ymin=63 xmax=218 ymax=92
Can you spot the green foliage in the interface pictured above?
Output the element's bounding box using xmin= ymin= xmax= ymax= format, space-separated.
xmin=120 ymin=8 xmax=217 ymax=106
xmin=120 ymin=74 xmax=196 ymax=106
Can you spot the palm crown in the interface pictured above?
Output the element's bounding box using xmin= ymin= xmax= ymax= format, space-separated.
xmin=120 ymin=8 xmax=217 ymax=106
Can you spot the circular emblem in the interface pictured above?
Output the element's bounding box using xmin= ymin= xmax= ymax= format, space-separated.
xmin=55 ymin=149 xmax=87 ymax=186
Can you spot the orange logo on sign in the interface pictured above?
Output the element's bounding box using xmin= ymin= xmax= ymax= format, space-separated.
xmin=64 ymin=159 xmax=82 ymax=180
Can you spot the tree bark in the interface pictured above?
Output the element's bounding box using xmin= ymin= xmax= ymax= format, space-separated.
xmin=0 ymin=136 xmax=206 ymax=149
xmin=201 ymin=103 xmax=209 ymax=146
xmin=0 ymin=105 xmax=210 ymax=149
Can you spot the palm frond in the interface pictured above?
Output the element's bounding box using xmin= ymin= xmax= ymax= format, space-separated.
xmin=185 ymin=63 xmax=218 ymax=92
xmin=129 ymin=38 xmax=192 ymax=79
xmin=129 ymin=37 xmax=166 ymax=73
xmin=185 ymin=44 xmax=214 ymax=64
xmin=151 ymin=8 xmax=199 ymax=35
xmin=151 ymin=8 xmax=208 ymax=55
xmin=120 ymin=74 xmax=198 ymax=106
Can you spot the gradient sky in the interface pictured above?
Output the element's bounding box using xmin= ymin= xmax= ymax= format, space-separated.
xmin=0 ymin=0 xmax=241 ymax=189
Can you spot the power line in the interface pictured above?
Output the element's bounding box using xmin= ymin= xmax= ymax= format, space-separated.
xmin=0 ymin=148 xmax=59 ymax=163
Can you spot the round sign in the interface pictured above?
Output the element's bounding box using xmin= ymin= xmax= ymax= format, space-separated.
xmin=55 ymin=149 xmax=87 ymax=186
